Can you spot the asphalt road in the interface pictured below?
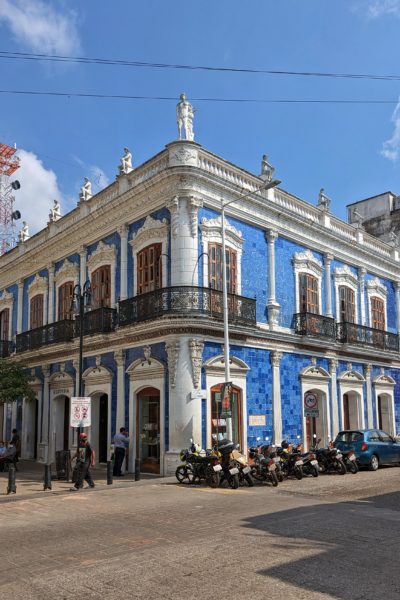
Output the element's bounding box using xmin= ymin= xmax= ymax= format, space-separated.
xmin=1 ymin=467 xmax=400 ymax=600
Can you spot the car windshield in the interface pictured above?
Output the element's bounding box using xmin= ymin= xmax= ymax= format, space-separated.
xmin=335 ymin=431 xmax=363 ymax=443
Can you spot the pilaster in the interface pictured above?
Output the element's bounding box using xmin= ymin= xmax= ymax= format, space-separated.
xmin=265 ymin=230 xmax=280 ymax=329
xmin=79 ymin=246 xmax=87 ymax=287
xmin=359 ymin=267 xmax=366 ymax=326
xmin=47 ymin=263 xmax=55 ymax=324
xmin=270 ymin=351 xmax=282 ymax=444
xmin=364 ymin=363 xmax=373 ymax=428
xmin=115 ymin=349 xmax=126 ymax=431
xmin=119 ymin=225 xmax=128 ymax=301
xmin=41 ymin=365 xmax=50 ymax=444
xmin=324 ymin=253 xmax=333 ymax=318
xmin=329 ymin=359 xmax=339 ymax=436
xmin=17 ymin=279 xmax=23 ymax=334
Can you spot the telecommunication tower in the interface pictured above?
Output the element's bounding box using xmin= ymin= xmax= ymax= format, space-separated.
xmin=0 ymin=142 xmax=21 ymax=255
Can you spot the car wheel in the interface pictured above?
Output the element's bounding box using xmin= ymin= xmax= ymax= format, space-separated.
xmin=369 ymin=454 xmax=379 ymax=471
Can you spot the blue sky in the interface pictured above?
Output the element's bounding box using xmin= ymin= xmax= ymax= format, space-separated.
xmin=0 ymin=0 xmax=400 ymax=235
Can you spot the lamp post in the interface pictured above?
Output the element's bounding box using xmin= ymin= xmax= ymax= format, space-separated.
xmin=220 ymin=179 xmax=281 ymax=442
xmin=71 ymin=281 xmax=92 ymax=447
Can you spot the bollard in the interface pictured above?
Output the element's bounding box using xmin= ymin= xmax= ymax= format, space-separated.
xmin=106 ymin=460 xmax=113 ymax=485
xmin=135 ymin=458 xmax=140 ymax=481
xmin=43 ymin=464 xmax=52 ymax=491
xmin=7 ymin=464 xmax=16 ymax=494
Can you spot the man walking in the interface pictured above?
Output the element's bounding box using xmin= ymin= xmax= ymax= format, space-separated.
xmin=70 ymin=433 xmax=95 ymax=491
xmin=113 ymin=427 xmax=129 ymax=477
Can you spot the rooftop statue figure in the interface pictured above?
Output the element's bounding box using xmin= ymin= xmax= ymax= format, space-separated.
xmin=80 ymin=177 xmax=92 ymax=202
xmin=119 ymin=147 xmax=133 ymax=175
xmin=318 ymin=188 xmax=331 ymax=210
xmin=19 ymin=221 xmax=29 ymax=243
xmin=261 ymin=154 xmax=275 ymax=181
xmin=49 ymin=199 xmax=61 ymax=222
xmin=176 ymin=93 xmax=195 ymax=141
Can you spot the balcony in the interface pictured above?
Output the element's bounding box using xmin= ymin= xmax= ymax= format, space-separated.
xmin=294 ymin=312 xmax=336 ymax=339
xmin=118 ymin=286 xmax=257 ymax=328
xmin=336 ymin=322 xmax=399 ymax=352
xmin=0 ymin=340 xmax=13 ymax=358
xmin=16 ymin=319 xmax=74 ymax=353
xmin=75 ymin=307 xmax=117 ymax=337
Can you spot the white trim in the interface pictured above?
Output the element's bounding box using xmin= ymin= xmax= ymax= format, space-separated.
xmin=87 ymin=241 xmax=117 ymax=307
xmin=366 ymin=277 xmax=388 ymax=329
xmin=293 ymin=250 xmax=323 ymax=313
xmin=338 ymin=370 xmax=366 ymax=430
xmin=333 ymin=266 xmax=359 ymax=323
xmin=0 ymin=290 xmax=14 ymax=340
xmin=300 ymin=365 xmax=331 ymax=450
xmin=373 ymin=373 xmax=396 ymax=434
xmin=130 ymin=216 xmax=169 ymax=295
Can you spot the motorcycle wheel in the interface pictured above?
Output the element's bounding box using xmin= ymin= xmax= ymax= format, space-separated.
xmin=175 ymin=465 xmax=194 ymax=484
xmin=294 ymin=466 xmax=303 ymax=480
xmin=311 ymin=466 xmax=319 ymax=477
xmin=335 ymin=459 xmax=347 ymax=475
xmin=244 ymin=473 xmax=254 ymax=487
xmin=347 ymin=460 xmax=359 ymax=474
xmin=205 ymin=470 xmax=220 ymax=488
xmin=270 ymin=471 xmax=279 ymax=487
xmin=228 ymin=474 xmax=240 ymax=489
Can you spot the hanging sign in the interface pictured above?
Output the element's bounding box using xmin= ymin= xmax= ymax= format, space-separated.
xmin=70 ymin=397 xmax=91 ymax=428
xmin=220 ymin=382 xmax=233 ymax=418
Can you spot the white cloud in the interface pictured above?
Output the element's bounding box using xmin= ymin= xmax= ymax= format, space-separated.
xmin=366 ymin=0 xmax=400 ymax=18
xmin=0 ymin=0 xmax=80 ymax=55
xmin=72 ymin=155 xmax=111 ymax=192
xmin=381 ymin=100 xmax=400 ymax=162
xmin=13 ymin=149 xmax=63 ymax=236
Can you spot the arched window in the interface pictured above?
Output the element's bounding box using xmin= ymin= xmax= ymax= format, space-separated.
xmin=137 ymin=243 xmax=162 ymax=295
xmin=371 ymin=296 xmax=385 ymax=330
xmin=30 ymin=294 xmax=44 ymax=329
xmin=0 ymin=308 xmax=9 ymax=340
xmin=208 ymin=243 xmax=237 ymax=293
xmin=299 ymin=273 xmax=318 ymax=314
xmin=91 ymin=265 xmax=111 ymax=309
xmin=339 ymin=286 xmax=355 ymax=323
xmin=58 ymin=281 xmax=74 ymax=320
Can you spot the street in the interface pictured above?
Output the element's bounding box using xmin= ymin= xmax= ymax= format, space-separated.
xmin=1 ymin=467 xmax=399 ymax=600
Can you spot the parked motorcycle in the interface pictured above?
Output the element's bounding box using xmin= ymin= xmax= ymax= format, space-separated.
xmin=292 ymin=443 xmax=319 ymax=477
xmin=312 ymin=438 xmax=346 ymax=475
xmin=215 ymin=440 xmax=240 ymax=489
xmin=248 ymin=445 xmax=279 ymax=486
xmin=175 ymin=440 xmax=222 ymax=487
xmin=276 ymin=441 xmax=303 ymax=479
xmin=340 ymin=449 xmax=359 ymax=474
xmin=232 ymin=446 xmax=254 ymax=487
xmin=259 ymin=443 xmax=284 ymax=482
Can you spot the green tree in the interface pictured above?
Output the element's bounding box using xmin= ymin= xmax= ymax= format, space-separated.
xmin=0 ymin=360 xmax=36 ymax=404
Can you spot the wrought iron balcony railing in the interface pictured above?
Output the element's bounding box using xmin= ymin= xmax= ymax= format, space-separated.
xmin=294 ymin=312 xmax=336 ymax=339
xmin=118 ymin=286 xmax=257 ymax=327
xmin=75 ymin=307 xmax=118 ymax=337
xmin=16 ymin=319 xmax=74 ymax=353
xmin=0 ymin=340 xmax=13 ymax=358
xmin=336 ymin=321 xmax=399 ymax=352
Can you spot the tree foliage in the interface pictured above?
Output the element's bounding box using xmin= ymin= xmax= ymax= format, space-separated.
xmin=0 ymin=360 xmax=36 ymax=404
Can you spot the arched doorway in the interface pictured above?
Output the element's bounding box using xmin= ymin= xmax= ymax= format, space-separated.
xmin=91 ymin=393 xmax=108 ymax=463
xmin=342 ymin=392 xmax=362 ymax=430
xmin=304 ymin=389 xmax=328 ymax=449
xmin=377 ymin=394 xmax=393 ymax=433
xmin=136 ymin=387 xmax=160 ymax=474
xmin=53 ymin=395 xmax=70 ymax=452
xmin=210 ymin=384 xmax=242 ymax=447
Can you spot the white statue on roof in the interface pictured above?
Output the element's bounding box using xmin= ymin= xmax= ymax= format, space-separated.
xmin=49 ymin=199 xmax=61 ymax=222
xmin=80 ymin=177 xmax=92 ymax=202
xmin=261 ymin=154 xmax=275 ymax=182
xmin=176 ymin=93 xmax=195 ymax=141
xmin=19 ymin=221 xmax=29 ymax=243
xmin=317 ymin=188 xmax=331 ymax=210
xmin=119 ymin=147 xmax=133 ymax=175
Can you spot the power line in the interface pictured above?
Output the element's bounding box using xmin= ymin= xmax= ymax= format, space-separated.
xmin=1 ymin=50 xmax=400 ymax=82
xmin=0 ymin=89 xmax=398 ymax=104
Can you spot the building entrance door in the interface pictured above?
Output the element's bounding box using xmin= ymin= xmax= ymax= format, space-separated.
xmin=211 ymin=384 xmax=242 ymax=447
xmin=136 ymin=387 xmax=160 ymax=474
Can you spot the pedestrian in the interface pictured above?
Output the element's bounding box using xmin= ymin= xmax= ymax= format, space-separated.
xmin=10 ymin=429 xmax=21 ymax=467
xmin=70 ymin=433 xmax=95 ymax=491
xmin=113 ymin=427 xmax=129 ymax=476
xmin=0 ymin=441 xmax=7 ymax=472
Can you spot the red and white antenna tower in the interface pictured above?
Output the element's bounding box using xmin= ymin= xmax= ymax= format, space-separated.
xmin=0 ymin=142 xmax=21 ymax=255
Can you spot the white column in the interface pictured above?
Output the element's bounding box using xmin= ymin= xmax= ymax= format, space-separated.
xmin=359 ymin=267 xmax=366 ymax=326
xmin=364 ymin=364 xmax=373 ymax=428
xmin=167 ymin=196 xmax=202 ymax=286
xmin=115 ymin=349 xmax=125 ymax=430
xmin=17 ymin=279 xmax=24 ymax=334
xmin=41 ymin=366 xmax=50 ymax=444
xmin=47 ymin=263 xmax=55 ymax=324
xmin=79 ymin=246 xmax=87 ymax=286
xmin=270 ymin=351 xmax=282 ymax=444
xmin=324 ymin=253 xmax=333 ymax=318
xmin=330 ymin=359 xmax=339 ymax=437
xmin=265 ymin=230 xmax=280 ymax=329
xmin=119 ymin=224 xmax=128 ymax=301
xmin=11 ymin=401 xmax=17 ymax=430
xmin=396 ymin=282 xmax=400 ymax=335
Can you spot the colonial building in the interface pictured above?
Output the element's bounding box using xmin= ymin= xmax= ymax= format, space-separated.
xmin=1 ymin=101 xmax=400 ymax=474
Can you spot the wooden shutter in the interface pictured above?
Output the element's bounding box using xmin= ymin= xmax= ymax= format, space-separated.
xmin=0 ymin=308 xmax=10 ymax=340
xmin=30 ymin=294 xmax=44 ymax=329
xmin=91 ymin=266 xmax=111 ymax=308
xmin=58 ymin=281 xmax=74 ymax=320
xmin=208 ymin=242 xmax=237 ymax=293
xmin=339 ymin=286 xmax=355 ymax=323
xmin=371 ymin=296 xmax=385 ymax=330
xmin=299 ymin=274 xmax=319 ymax=314
xmin=137 ymin=244 xmax=162 ymax=295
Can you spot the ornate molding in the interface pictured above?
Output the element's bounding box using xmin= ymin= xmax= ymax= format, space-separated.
xmin=293 ymin=249 xmax=323 ymax=277
xmin=329 ymin=358 xmax=338 ymax=372
xmin=166 ymin=196 xmax=179 ymax=238
xmin=169 ymin=145 xmax=198 ymax=167
xmin=200 ymin=215 xmax=244 ymax=250
xmin=166 ymin=340 xmax=180 ymax=389
xmin=265 ymin=229 xmax=278 ymax=244
xmin=333 ymin=265 xmax=358 ymax=288
xmin=270 ymin=350 xmax=282 ymax=368
xmin=130 ymin=215 xmax=169 ymax=249
xmin=364 ymin=364 xmax=372 ymax=378
xmin=114 ymin=349 xmax=125 ymax=368
xmin=0 ymin=290 xmax=14 ymax=310
xmin=189 ymin=338 xmax=204 ymax=389
xmin=54 ymin=259 xmax=79 ymax=285
xmin=28 ymin=274 xmax=48 ymax=300
xmin=189 ymin=196 xmax=203 ymax=238
xmin=87 ymin=241 xmax=116 ymax=273
xmin=366 ymin=277 xmax=387 ymax=298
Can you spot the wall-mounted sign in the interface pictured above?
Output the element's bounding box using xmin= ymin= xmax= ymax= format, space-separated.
xmin=249 ymin=415 xmax=266 ymax=426
xmin=304 ymin=393 xmax=318 ymax=410
xmin=70 ymin=397 xmax=91 ymax=428
xmin=190 ymin=389 xmax=207 ymax=400
xmin=51 ymin=387 xmax=71 ymax=397
xmin=305 ymin=409 xmax=320 ymax=418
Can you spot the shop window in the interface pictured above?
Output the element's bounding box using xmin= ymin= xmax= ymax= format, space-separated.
xmin=137 ymin=243 xmax=162 ymax=295
xmin=58 ymin=281 xmax=74 ymax=320
xmin=91 ymin=265 xmax=111 ymax=308
xmin=211 ymin=384 xmax=242 ymax=446
xmin=30 ymin=294 xmax=44 ymax=329
xmin=299 ymin=273 xmax=318 ymax=314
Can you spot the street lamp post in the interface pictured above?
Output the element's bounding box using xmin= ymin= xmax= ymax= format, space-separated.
xmin=220 ymin=179 xmax=281 ymax=443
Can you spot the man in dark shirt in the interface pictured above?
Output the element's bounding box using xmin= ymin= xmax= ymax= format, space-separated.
xmin=70 ymin=433 xmax=96 ymax=491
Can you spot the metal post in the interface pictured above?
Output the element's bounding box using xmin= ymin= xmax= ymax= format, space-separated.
xmin=106 ymin=460 xmax=113 ymax=485
xmin=7 ymin=464 xmax=16 ymax=494
xmin=43 ymin=464 xmax=52 ymax=490
xmin=221 ymin=203 xmax=233 ymax=441
xmin=77 ymin=292 xmax=84 ymax=445
xmin=135 ymin=458 xmax=141 ymax=481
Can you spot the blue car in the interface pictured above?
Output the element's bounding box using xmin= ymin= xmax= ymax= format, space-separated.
xmin=334 ymin=429 xmax=400 ymax=471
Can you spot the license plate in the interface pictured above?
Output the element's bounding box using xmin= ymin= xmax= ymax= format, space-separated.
xmin=296 ymin=460 xmax=303 ymax=466
xmin=273 ymin=457 xmax=280 ymax=463
xmin=242 ymin=466 xmax=251 ymax=474
xmin=349 ymin=455 xmax=356 ymax=461
xmin=229 ymin=467 xmax=239 ymax=475
xmin=268 ymin=464 xmax=276 ymax=471
xmin=213 ymin=464 xmax=222 ymax=472
xmin=311 ymin=460 xmax=318 ymax=466
xmin=336 ymin=453 xmax=342 ymax=458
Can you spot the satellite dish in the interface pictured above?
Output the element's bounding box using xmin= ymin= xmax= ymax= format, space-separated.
xmin=11 ymin=210 xmax=21 ymax=220
xmin=11 ymin=180 xmax=21 ymax=190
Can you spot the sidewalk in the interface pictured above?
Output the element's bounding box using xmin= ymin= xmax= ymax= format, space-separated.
xmin=0 ymin=460 xmax=172 ymax=501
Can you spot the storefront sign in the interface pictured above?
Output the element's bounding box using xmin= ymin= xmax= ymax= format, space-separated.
xmin=249 ymin=415 xmax=266 ymax=426
xmin=305 ymin=409 xmax=319 ymax=418
xmin=190 ymin=389 xmax=207 ymax=400
xmin=70 ymin=397 xmax=91 ymax=428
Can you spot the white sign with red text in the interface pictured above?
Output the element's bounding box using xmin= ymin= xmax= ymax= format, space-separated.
xmin=70 ymin=397 xmax=91 ymax=428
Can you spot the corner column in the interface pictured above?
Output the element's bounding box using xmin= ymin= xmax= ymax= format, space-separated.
xmin=41 ymin=365 xmax=50 ymax=445
xmin=396 ymin=282 xmax=400 ymax=335
xmin=324 ymin=253 xmax=333 ymax=318
xmin=167 ymin=196 xmax=202 ymax=286
xmin=270 ymin=351 xmax=282 ymax=444
xmin=364 ymin=364 xmax=373 ymax=428
xmin=47 ymin=263 xmax=55 ymax=324
xmin=265 ymin=230 xmax=280 ymax=329
xmin=119 ymin=225 xmax=128 ymax=301
xmin=359 ymin=267 xmax=366 ymax=326
xmin=79 ymin=246 xmax=87 ymax=286
xmin=329 ymin=359 xmax=339 ymax=437
xmin=17 ymin=279 xmax=24 ymax=334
